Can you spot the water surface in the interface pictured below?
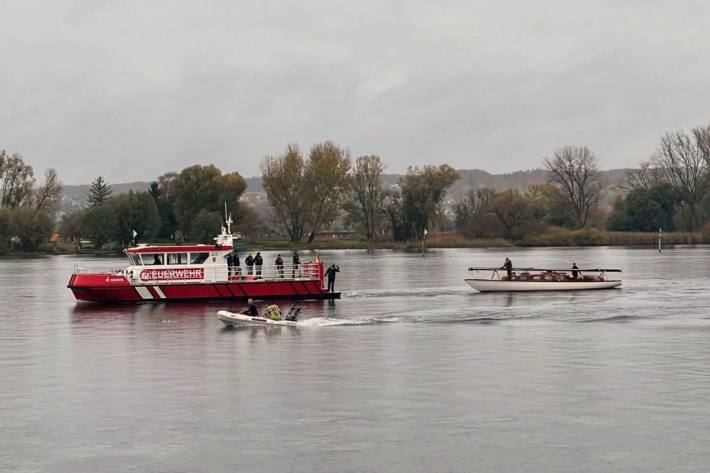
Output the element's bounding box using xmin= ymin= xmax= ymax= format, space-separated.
xmin=1 ymin=247 xmax=710 ymax=472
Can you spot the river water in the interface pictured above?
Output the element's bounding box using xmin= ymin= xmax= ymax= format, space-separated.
xmin=1 ymin=247 xmax=710 ymax=472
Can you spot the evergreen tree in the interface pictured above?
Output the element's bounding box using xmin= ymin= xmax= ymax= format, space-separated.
xmin=87 ymin=176 xmax=112 ymax=207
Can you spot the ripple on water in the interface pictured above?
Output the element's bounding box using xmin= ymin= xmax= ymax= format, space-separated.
xmin=3 ymin=247 xmax=710 ymax=472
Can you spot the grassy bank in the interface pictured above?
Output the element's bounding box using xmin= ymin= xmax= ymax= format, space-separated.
xmin=2 ymin=229 xmax=706 ymax=257
xmin=606 ymin=231 xmax=702 ymax=246
xmin=243 ymin=234 xmax=512 ymax=251
xmin=208 ymin=230 xmax=705 ymax=251
xmin=519 ymin=227 xmax=702 ymax=247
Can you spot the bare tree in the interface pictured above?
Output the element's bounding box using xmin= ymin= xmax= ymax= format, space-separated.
xmin=543 ymin=146 xmax=602 ymax=227
xmin=622 ymin=160 xmax=664 ymax=191
xmin=348 ymin=155 xmax=385 ymax=240
xmin=454 ymin=188 xmax=495 ymax=237
xmin=261 ymin=144 xmax=310 ymax=242
xmin=692 ymin=124 xmax=710 ymax=166
xmin=651 ymin=130 xmax=707 ymax=231
xmin=33 ymin=168 xmax=63 ymax=216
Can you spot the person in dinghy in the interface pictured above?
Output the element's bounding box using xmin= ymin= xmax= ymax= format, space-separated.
xmin=241 ymin=299 xmax=301 ymax=322
xmin=242 ymin=298 xmax=259 ymax=317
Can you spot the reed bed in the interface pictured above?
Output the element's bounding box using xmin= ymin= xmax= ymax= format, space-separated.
xmin=605 ymin=231 xmax=702 ymax=246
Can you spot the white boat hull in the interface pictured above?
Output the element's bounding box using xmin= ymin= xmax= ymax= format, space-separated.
xmin=465 ymin=279 xmax=622 ymax=292
xmin=217 ymin=310 xmax=299 ymax=327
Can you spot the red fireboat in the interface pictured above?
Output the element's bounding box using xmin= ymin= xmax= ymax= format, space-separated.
xmin=68 ymin=213 xmax=339 ymax=303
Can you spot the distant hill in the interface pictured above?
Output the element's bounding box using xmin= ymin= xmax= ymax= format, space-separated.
xmin=60 ymin=168 xmax=633 ymax=215
xmin=60 ymin=181 xmax=154 ymax=215
xmin=449 ymin=168 xmax=631 ymax=199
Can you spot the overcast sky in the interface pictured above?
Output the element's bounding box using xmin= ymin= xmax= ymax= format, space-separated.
xmin=2 ymin=0 xmax=710 ymax=184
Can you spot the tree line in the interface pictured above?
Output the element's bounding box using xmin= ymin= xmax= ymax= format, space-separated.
xmin=262 ymin=141 xmax=591 ymax=243
xmin=4 ymin=122 xmax=710 ymax=253
xmin=608 ymin=125 xmax=710 ymax=233
xmin=261 ymin=141 xmax=460 ymax=242
xmin=453 ymin=145 xmax=600 ymax=242
xmin=454 ymin=123 xmax=710 ymax=241
xmin=58 ymin=164 xmax=257 ymax=249
xmin=56 ymin=140 xmax=464 ymax=248
xmin=261 ymin=125 xmax=710 ymax=244
xmin=0 ymin=150 xmax=62 ymax=253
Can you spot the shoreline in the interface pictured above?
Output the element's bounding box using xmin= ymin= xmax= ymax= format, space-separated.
xmin=3 ymin=231 xmax=706 ymax=257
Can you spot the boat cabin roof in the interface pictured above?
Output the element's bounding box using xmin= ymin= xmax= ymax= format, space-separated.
xmin=126 ymin=244 xmax=233 ymax=254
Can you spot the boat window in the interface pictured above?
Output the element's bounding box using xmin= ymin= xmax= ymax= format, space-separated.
xmin=190 ymin=252 xmax=209 ymax=264
xmin=128 ymin=254 xmax=142 ymax=265
xmin=167 ymin=253 xmax=188 ymax=265
xmin=144 ymin=253 xmax=164 ymax=265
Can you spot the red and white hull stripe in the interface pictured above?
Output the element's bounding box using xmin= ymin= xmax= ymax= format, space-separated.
xmin=68 ymin=274 xmax=339 ymax=303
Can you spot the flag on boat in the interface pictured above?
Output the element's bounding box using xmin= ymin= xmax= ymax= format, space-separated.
xmin=423 ymin=228 xmax=428 ymax=237
xmin=132 ymin=229 xmax=138 ymax=240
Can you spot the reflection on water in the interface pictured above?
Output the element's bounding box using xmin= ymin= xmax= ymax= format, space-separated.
xmin=2 ymin=247 xmax=710 ymax=472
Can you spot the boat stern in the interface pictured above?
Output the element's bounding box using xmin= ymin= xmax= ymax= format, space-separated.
xmin=68 ymin=272 xmax=141 ymax=302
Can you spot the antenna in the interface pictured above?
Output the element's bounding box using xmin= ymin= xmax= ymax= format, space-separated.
xmin=224 ymin=202 xmax=233 ymax=235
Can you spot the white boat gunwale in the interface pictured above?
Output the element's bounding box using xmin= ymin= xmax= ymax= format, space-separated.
xmin=217 ymin=310 xmax=300 ymax=327
xmin=465 ymin=266 xmax=622 ymax=292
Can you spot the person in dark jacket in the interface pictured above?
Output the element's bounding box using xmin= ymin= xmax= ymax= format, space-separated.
xmin=501 ymin=257 xmax=513 ymax=280
xmin=245 ymin=253 xmax=254 ymax=276
xmin=227 ymin=251 xmax=240 ymax=277
xmin=242 ymin=298 xmax=258 ymax=317
xmin=292 ymin=251 xmax=300 ymax=278
xmin=233 ymin=251 xmax=240 ymax=277
xmin=275 ymin=254 xmax=284 ymax=278
xmin=324 ymin=264 xmax=340 ymax=292
xmin=571 ymin=262 xmax=579 ymax=279
xmin=254 ymin=252 xmax=263 ymax=278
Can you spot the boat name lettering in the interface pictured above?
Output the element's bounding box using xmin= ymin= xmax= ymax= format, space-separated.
xmin=105 ymin=277 xmax=125 ymax=283
xmin=140 ymin=268 xmax=204 ymax=281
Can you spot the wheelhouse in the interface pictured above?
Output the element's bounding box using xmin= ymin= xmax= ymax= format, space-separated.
xmin=125 ymin=248 xmax=216 ymax=266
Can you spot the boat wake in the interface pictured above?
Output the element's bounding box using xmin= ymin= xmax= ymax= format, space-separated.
xmin=222 ymin=310 xmax=663 ymax=328
xmin=343 ymin=287 xmax=469 ymax=298
xmin=576 ymin=314 xmax=644 ymax=323
xmin=297 ymin=316 xmax=401 ymax=327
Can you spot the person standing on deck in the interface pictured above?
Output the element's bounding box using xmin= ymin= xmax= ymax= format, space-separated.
xmin=254 ymin=252 xmax=263 ymax=278
xmin=501 ymin=257 xmax=513 ymax=280
xmin=226 ymin=252 xmax=234 ymax=277
xmin=275 ymin=254 xmax=284 ymax=278
xmin=571 ymin=262 xmax=579 ymax=279
xmin=245 ymin=253 xmax=254 ymax=276
xmin=227 ymin=250 xmax=240 ymax=278
xmin=324 ymin=264 xmax=340 ymax=292
xmin=233 ymin=251 xmax=240 ymax=277
xmin=292 ymin=251 xmax=300 ymax=278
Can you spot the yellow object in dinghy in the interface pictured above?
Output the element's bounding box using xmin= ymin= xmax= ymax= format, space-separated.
xmin=264 ymin=305 xmax=282 ymax=320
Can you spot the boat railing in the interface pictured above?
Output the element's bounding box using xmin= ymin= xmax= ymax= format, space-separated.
xmin=73 ymin=261 xmax=324 ymax=283
xmin=227 ymin=261 xmax=322 ymax=280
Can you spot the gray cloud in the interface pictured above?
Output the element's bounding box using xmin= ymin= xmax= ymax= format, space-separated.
xmin=2 ymin=0 xmax=709 ymax=184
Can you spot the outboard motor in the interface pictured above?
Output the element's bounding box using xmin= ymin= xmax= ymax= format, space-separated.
xmin=284 ymin=304 xmax=301 ymax=321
